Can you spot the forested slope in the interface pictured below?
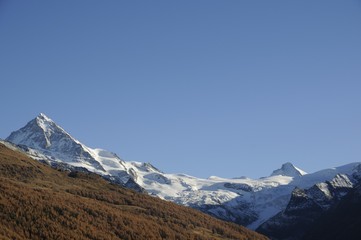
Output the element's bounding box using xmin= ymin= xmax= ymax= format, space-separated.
xmin=0 ymin=143 xmax=267 ymax=240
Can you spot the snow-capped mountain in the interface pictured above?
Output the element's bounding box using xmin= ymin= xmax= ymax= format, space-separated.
xmin=5 ymin=113 xmax=361 ymax=231
xmin=271 ymin=162 xmax=307 ymax=177
xmin=257 ymin=173 xmax=357 ymax=240
xmin=6 ymin=113 xmax=133 ymax=185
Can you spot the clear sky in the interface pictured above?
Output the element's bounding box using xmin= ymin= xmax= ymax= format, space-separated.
xmin=1 ymin=1 xmax=361 ymax=179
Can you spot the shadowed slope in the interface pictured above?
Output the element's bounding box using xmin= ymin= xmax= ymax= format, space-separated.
xmin=0 ymin=143 xmax=267 ymax=240
xmin=302 ymin=183 xmax=361 ymax=240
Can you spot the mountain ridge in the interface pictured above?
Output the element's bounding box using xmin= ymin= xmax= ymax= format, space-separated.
xmin=5 ymin=113 xmax=361 ymax=232
xmin=0 ymin=142 xmax=267 ymax=240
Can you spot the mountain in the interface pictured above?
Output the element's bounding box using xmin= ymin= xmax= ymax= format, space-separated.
xmin=6 ymin=113 xmax=136 ymax=188
xmin=256 ymin=173 xmax=357 ymax=240
xmin=0 ymin=142 xmax=267 ymax=240
xmin=270 ymin=162 xmax=307 ymax=177
xmin=5 ymin=113 xmax=361 ymax=233
xmin=302 ymin=183 xmax=361 ymax=240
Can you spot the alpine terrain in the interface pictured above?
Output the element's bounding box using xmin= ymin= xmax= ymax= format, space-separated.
xmin=5 ymin=114 xmax=361 ymax=239
xmin=0 ymin=141 xmax=267 ymax=240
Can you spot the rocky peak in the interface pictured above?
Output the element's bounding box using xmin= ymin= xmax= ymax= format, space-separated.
xmin=270 ymin=162 xmax=307 ymax=177
xmin=6 ymin=114 xmax=102 ymax=169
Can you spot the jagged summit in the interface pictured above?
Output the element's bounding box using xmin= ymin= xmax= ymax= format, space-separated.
xmin=37 ymin=112 xmax=52 ymax=121
xmin=271 ymin=162 xmax=307 ymax=177
xmin=6 ymin=113 xmax=137 ymax=184
xmin=7 ymin=113 xmax=76 ymax=151
xmin=6 ymin=114 xmax=111 ymax=172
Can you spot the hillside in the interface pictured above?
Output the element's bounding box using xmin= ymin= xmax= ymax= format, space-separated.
xmin=0 ymin=143 xmax=267 ymax=240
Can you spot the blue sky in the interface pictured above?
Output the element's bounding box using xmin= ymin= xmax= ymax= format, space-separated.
xmin=1 ymin=1 xmax=361 ymax=178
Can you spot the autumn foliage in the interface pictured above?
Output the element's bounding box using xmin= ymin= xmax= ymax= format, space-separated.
xmin=0 ymin=143 xmax=267 ymax=240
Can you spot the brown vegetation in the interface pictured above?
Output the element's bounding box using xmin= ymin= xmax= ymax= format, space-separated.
xmin=0 ymin=143 xmax=268 ymax=240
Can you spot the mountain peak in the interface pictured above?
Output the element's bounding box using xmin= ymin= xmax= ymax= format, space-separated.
xmin=6 ymin=113 xmax=69 ymax=150
xmin=37 ymin=113 xmax=52 ymax=122
xmin=270 ymin=162 xmax=307 ymax=177
xmin=6 ymin=114 xmax=111 ymax=172
xmin=35 ymin=113 xmax=58 ymax=136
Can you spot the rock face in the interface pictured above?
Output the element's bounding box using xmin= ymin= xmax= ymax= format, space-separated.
xmin=256 ymin=174 xmax=356 ymax=240
xmin=302 ymin=183 xmax=361 ymax=240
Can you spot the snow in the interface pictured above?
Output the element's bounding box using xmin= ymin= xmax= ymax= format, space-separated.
xmin=271 ymin=162 xmax=307 ymax=177
xmin=4 ymin=113 xmax=361 ymax=230
xmin=315 ymin=182 xmax=332 ymax=198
